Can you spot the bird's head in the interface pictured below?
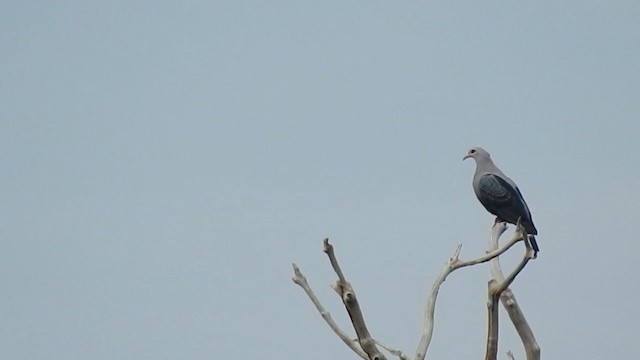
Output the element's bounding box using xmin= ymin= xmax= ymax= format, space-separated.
xmin=463 ymin=147 xmax=490 ymax=162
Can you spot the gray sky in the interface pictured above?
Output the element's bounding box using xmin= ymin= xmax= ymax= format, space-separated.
xmin=2 ymin=1 xmax=639 ymax=359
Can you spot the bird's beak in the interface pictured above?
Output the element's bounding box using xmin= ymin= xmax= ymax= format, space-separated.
xmin=462 ymin=154 xmax=470 ymax=161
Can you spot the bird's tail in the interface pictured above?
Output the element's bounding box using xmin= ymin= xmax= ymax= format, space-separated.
xmin=527 ymin=235 xmax=540 ymax=254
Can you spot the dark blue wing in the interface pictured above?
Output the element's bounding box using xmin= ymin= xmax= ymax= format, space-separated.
xmin=477 ymin=174 xmax=537 ymax=234
xmin=477 ymin=174 xmax=513 ymax=207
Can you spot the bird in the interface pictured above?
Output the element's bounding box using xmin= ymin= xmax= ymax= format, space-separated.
xmin=463 ymin=147 xmax=539 ymax=254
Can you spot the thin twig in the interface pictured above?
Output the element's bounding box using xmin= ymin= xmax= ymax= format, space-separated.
xmin=323 ymin=238 xmax=347 ymax=282
xmin=292 ymin=263 xmax=368 ymax=359
xmin=375 ymin=339 xmax=410 ymax=360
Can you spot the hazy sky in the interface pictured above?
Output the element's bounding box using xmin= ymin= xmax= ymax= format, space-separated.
xmin=2 ymin=1 xmax=639 ymax=359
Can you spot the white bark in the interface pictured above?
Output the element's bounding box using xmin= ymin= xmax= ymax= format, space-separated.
xmin=293 ymin=224 xmax=540 ymax=360
xmin=487 ymin=223 xmax=540 ymax=360
xmin=415 ymin=231 xmax=525 ymax=360
xmin=322 ymin=239 xmax=387 ymax=360
xmin=292 ymin=263 xmax=369 ymax=359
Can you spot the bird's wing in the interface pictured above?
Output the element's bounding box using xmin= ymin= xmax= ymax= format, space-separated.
xmin=476 ymin=174 xmax=526 ymax=222
xmin=513 ymin=186 xmax=533 ymax=221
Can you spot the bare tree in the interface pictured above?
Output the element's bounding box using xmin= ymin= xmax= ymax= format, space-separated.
xmin=292 ymin=220 xmax=540 ymax=360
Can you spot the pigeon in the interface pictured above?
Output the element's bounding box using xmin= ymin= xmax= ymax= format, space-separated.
xmin=463 ymin=147 xmax=539 ymax=254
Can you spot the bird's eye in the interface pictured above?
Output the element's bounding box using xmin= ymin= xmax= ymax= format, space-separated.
xmin=470 ymin=149 xmax=476 ymax=154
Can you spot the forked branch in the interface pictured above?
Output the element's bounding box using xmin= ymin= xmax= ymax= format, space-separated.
xmin=485 ymin=222 xmax=539 ymax=360
xmin=323 ymin=239 xmax=387 ymax=360
xmin=293 ymin=224 xmax=538 ymax=360
xmin=291 ymin=263 xmax=368 ymax=359
xmin=415 ymin=228 xmax=527 ymax=360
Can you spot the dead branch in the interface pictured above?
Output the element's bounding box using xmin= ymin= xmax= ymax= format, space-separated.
xmin=375 ymin=339 xmax=410 ymax=360
xmin=484 ymin=222 xmax=539 ymax=360
xmin=485 ymin=252 xmax=530 ymax=360
xmin=293 ymin=224 xmax=538 ymax=360
xmin=291 ymin=264 xmax=368 ymax=359
xmin=415 ymin=229 xmax=526 ymax=360
xmin=323 ymin=239 xmax=387 ymax=360
xmin=485 ymin=278 xmax=501 ymax=360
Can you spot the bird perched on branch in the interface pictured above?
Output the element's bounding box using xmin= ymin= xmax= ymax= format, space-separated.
xmin=463 ymin=147 xmax=539 ymax=255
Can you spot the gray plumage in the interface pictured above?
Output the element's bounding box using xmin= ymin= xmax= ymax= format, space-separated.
xmin=463 ymin=147 xmax=539 ymax=253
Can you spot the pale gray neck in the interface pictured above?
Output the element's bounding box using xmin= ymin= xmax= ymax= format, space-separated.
xmin=475 ymin=157 xmax=503 ymax=176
